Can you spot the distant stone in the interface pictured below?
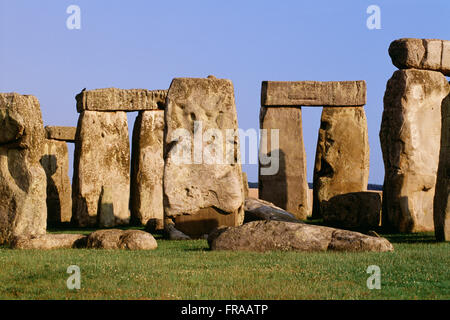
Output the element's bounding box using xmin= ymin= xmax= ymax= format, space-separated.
xmin=72 ymin=111 xmax=130 ymax=227
xmin=97 ymin=186 xmax=116 ymax=228
xmin=76 ymin=88 xmax=167 ymax=112
xmin=41 ymin=139 xmax=72 ymax=224
xmin=45 ymin=126 xmax=77 ymax=142
xmin=313 ymin=106 xmax=370 ymax=218
xmin=11 ymin=234 xmax=87 ymax=249
xmin=244 ymin=198 xmax=302 ymax=223
xmin=86 ymin=229 xmax=157 ymax=250
xmin=380 ymin=69 xmax=449 ymax=232
xmin=0 ymin=93 xmax=47 ymax=244
xmin=261 ymin=81 xmax=366 ymax=106
xmin=208 ymin=220 xmax=394 ymax=252
xmin=389 ymin=38 xmax=450 ymax=76
xmin=163 ymin=219 xmax=191 ymax=240
xmin=322 ymin=191 xmax=382 ymax=229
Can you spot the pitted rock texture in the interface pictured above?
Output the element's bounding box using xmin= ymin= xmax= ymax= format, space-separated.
xmin=45 ymin=126 xmax=77 ymax=142
xmin=380 ymin=69 xmax=450 ymax=232
xmin=208 ymin=220 xmax=394 ymax=252
xmin=86 ymin=229 xmax=157 ymax=250
xmin=130 ymin=110 xmax=165 ymax=226
xmin=313 ymin=107 xmax=370 ymax=218
xmin=76 ymin=88 xmax=167 ymax=112
xmin=163 ymin=77 xmax=245 ymax=221
xmin=389 ymin=38 xmax=450 ymax=76
xmin=259 ymin=107 xmax=309 ymax=219
xmin=72 ymin=111 xmax=130 ymax=227
xmin=0 ymin=93 xmax=47 ymax=244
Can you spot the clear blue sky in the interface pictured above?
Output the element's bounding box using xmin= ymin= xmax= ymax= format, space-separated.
xmin=1 ymin=0 xmax=449 ymax=184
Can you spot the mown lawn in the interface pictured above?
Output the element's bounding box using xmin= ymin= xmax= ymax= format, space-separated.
xmin=0 ymin=229 xmax=448 ymax=300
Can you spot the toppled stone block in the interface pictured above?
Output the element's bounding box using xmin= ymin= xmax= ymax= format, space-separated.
xmin=380 ymin=69 xmax=449 ymax=232
xmin=86 ymin=229 xmax=157 ymax=250
xmin=0 ymin=93 xmax=47 ymax=244
xmin=261 ymin=80 xmax=366 ymax=106
xmin=76 ymin=88 xmax=167 ymax=112
xmin=45 ymin=126 xmax=77 ymax=142
xmin=11 ymin=234 xmax=87 ymax=249
xmin=244 ymin=198 xmax=302 ymax=223
xmin=389 ymin=38 xmax=450 ymax=76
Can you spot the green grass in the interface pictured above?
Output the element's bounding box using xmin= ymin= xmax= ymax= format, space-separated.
xmin=0 ymin=229 xmax=448 ymax=300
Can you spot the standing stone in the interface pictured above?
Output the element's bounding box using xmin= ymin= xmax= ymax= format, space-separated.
xmin=72 ymin=111 xmax=130 ymax=227
xmin=434 ymin=87 xmax=450 ymax=241
xmin=313 ymin=107 xmax=370 ymax=218
xmin=41 ymin=139 xmax=72 ymax=225
xmin=0 ymin=93 xmax=47 ymax=244
xmin=380 ymin=69 xmax=449 ymax=232
xmin=259 ymin=107 xmax=309 ymax=219
xmin=163 ymin=77 xmax=245 ymax=223
xmin=130 ymin=110 xmax=165 ymax=227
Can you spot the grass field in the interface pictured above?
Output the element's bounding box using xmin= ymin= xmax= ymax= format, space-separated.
xmin=0 ymin=228 xmax=449 ymax=300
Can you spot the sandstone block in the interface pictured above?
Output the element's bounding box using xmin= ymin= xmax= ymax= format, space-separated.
xmin=313 ymin=107 xmax=370 ymax=218
xmin=389 ymin=38 xmax=450 ymax=76
xmin=41 ymin=139 xmax=72 ymax=224
xmin=86 ymin=229 xmax=157 ymax=250
xmin=208 ymin=220 xmax=394 ymax=252
xmin=0 ymin=93 xmax=47 ymax=244
xmin=45 ymin=126 xmax=77 ymax=142
xmin=380 ymin=69 xmax=450 ymax=232
xmin=11 ymin=234 xmax=87 ymax=249
xmin=261 ymin=81 xmax=366 ymax=106
xmin=259 ymin=107 xmax=309 ymax=219
xmin=76 ymin=88 xmax=167 ymax=112
xmin=163 ymin=77 xmax=245 ymax=221
xmin=130 ymin=110 xmax=164 ymax=226
xmin=72 ymin=111 xmax=130 ymax=227
xmin=244 ymin=198 xmax=301 ymax=223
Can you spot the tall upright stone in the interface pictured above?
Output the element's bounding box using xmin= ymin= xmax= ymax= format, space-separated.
xmin=0 ymin=93 xmax=47 ymax=244
xmin=163 ymin=77 xmax=245 ymax=224
xmin=259 ymin=107 xmax=309 ymax=219
xmin=72 ymin=111 xmax=130 ymax=227
xmin=380 ymin=69 xmax=449 ymax=232
xmin=434 ymin=87 xmax=450 ymax=241
xmin=130 ymin=110 xmax=165 ymax=227
xmin=41 ymin=139 xmax=72 ymax=224
xmin=313 ymin=107 xmax=370 ymax=218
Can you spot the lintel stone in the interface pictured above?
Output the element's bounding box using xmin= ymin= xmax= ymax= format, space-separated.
xmin=45 ymin=126 xmax=77 ymax=142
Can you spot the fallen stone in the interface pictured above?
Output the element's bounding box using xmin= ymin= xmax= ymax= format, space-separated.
xmin=164 ymin=220 xmax=191 ymax=240
xmin=72 ymin=111 xmax=130 ymax=227
xmin=244 ymin=198 xmax=302 ymax=223
xmin=380 ymin=69 xmax=449 ymax=232
xmin=86 ymin=229 xmax=157 ymax=250
xmin=0 ymin=93 xmax=47 ymax=244
xmin=130 ymin=110 xmax=164 ymax=226
xmin=313 ymin=107 xmax=370 ymax=218
xmin=322 ymin=191 xmax=382 ymax=229
xmin=41 ymin=139 xmax=72 ymax=224
xmin=389 ymin=38 xmax=450 ymax=76
xmin=261 ymin=80 xmax=366 ymax=106
xmin=45 ymin=126 xmax=77 ymax=142
xmin=11 ymin=234 xmax=87 ymax=249
xmin=163 ymin=77 xmax=245 ymax=221
xmin=208 ymin=220 xmax=393 ymax=252
xmin=259 ymin=107 xmax=309 ymax=219
xmin=76 ymin=88 xmax=167 ymax=112
xmin=434 ymin=88 xmax=450 ymax=241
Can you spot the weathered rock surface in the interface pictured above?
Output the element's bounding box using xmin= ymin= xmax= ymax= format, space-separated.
xmin=259 ymin=107 xmax=309 ymax=219
xmin=208 ymin=221 xmax=394 ymax=252
xmin=0 ymin=93 xmax=47 ymax=244
xmin=11 ymin=233 xmax=87 ymax=249
xmin=45 ymin=126 xmax=77 ymax=142
xmin=163 ymin=77 xmax=245 ymax=221
xmin=389 ymin=38 xmax=450 ymax=76
xmin=41 ymin=139 xmax=72 ymax=224
xmin=76 ymin=88 xmax=167 ymax=112
xmin=380 ymin=69 xmax=450 ymax=232
xmin=72 ymin=111 xmax=130 ymax=227
xmin=130 ymin=110 xmax=164 ymax=226
xmin=163 ymin=219 xmax=191 ymax=240
xmin=244 ymin=198 xmax=301 ymax=223
xmin=261 ymin=81 xmax=366 ymax=106
xmin=322 ymin=191 xmax=382 ymax=229
xmin=434 ymin=89 xmax=450 ymax=241
xmin=313 ymin=107 xmax=370 ymax=218
xmin=86 ymin=229 xmax=158 ymax=250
